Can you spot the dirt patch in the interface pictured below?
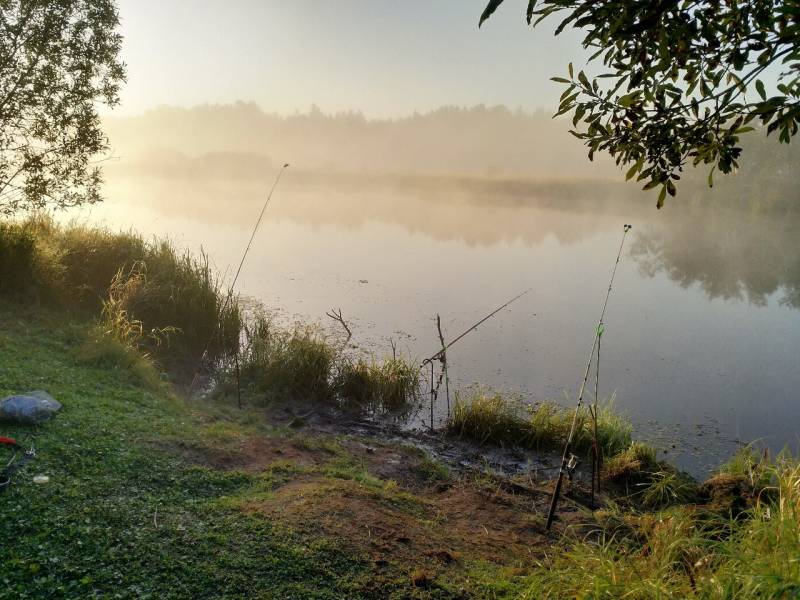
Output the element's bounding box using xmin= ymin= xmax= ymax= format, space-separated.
xmin=340 ymin=440 xmax=449 ymax=490
xmin=163 ymin=432 xmax=443 ymax=486
xmin=161 ymin=425 xmax=592 ymax=573
xmin=242 ymin=474 xmax=575 ymax=570
xmin=160 ymin=436 xmax=338 ymax=472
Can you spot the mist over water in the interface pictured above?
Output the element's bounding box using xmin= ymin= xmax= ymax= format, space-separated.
xmin=68 ymin=106 xmax=800 ymax=477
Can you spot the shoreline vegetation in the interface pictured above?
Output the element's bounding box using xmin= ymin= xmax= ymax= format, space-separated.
xmin=1 ymin=217 xmax=798 ymax=597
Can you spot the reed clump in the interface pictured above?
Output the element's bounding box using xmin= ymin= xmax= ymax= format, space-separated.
xmin=333 ymin=357 xmax=420 ymax=416
xmin=0 ymin=217 xmax=240 ymax=375
xmin=233 ymin=312 xmax=421 ymax=414
xmin=603 ymin=440 xmax=659 ymax=482
xmin=237 ymin=314 xmax=337 ymax=404
xmin=446 ymin=387 xmax=632 ymax=458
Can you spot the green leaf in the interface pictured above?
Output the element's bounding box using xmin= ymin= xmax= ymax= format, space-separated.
xmin=573 ymin=105 xmax=587 ymax=126
xmin=526 ymin=0 xmax=536 ymax=24
xmin=657 ymin=185 xmax=667 ymax=209
xmin=755 ymin=79 xmax=766 ymax=101
xmin=619 ymin=93 xmax=639 ymax=108
xmin=625 ymin=157 xmax=644 ymax=181
xmin=479 ymin=0 xmax=505 ymax=27
xmin=707 ymin=167 xmax=715 ymax=188
xmin=551 ymin=77 xmax=571 ymax=84
xmin=642 ymin=179 xmax=660 ymax=191
xmin=568 ymin=62 xmax=574 ymax=79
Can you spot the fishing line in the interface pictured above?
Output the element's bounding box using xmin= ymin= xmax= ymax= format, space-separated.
xmin=227 ymin=163 xmax=290 ymax=302
xmin=188 ymin=163 xmax=290 ymax=396
xmin=546 ymin=224 xmax=632 ymax=530
xmin=422 ymin=288 xmax=532 ymax=366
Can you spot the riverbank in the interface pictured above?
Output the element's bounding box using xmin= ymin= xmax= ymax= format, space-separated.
xmin=1 ymin=308 xmax=798 ymax=598
xmin=1 ymin=220 xmax=798 ymax=598
xmin=0 ymin=303 xmax=573 ymax=598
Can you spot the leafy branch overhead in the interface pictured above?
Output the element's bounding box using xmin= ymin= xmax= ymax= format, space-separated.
xmin=480 ymin=0 xmax=800 ymax=207
xmin=0 ymin=1 xmax=126 ymax=214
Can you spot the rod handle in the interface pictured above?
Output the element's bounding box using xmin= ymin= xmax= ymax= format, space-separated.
xmin=545 ymin=469 xmax=565 ymax=530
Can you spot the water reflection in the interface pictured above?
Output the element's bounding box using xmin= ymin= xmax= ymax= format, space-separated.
xmin=104 ymin=163 xmax=648 ymax=247
xmin=77 ymin=167 xmax=800 ymax=477
xmin=631 ymin=210 xmax=800 ymax=309
xmin=104 ymin=165 xmax=800 ymax=312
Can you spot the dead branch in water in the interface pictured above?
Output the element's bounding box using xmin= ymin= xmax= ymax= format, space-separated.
xmin=326 ymin=307 xmax=352 ymax=343
xmin=436 ymin=314 xmax=451 ymax=417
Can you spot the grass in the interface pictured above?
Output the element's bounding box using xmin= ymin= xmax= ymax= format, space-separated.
xmin=0 ymin=305 xmax=372 ymax=598
xmin=333 ymin=356 xmax=421 ymax=416
xmin=446 ymin=387 xmax=632 ymax=458
xmin=638 ymin=469 xmax=699 ymax=510
xmin=603 ymin=440 xmax=659 ymax=481
xmin=229 ymin=311 xmax=421 ymax=415
xmin=0 ymin=303 xmax=537 ymax=598
xmin=235 ymin=314 xmax=337 ymax=404
xmin=518 ymin=454 xmax=800 ymax=599
xmin=0 ymin=217 xmax=240 ymax=376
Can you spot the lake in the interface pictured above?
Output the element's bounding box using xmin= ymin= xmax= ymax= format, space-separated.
xmin=66 ymin=167 xmax=800 ymax=477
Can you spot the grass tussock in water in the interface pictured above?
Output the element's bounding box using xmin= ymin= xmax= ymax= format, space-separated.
xmin=523 ymin=453 xmax=800 ymax=599
xmin=603 ymin=440 xmax=659 ymax=481
xmin=0 ymin=217 xmax=240 ymax=374
xmin=574 ymin=440 xmax=700 ymax=510
xmin=233 ymin=312 xmax=421 ymax=414
xmin=333 ymin=357 xmax=420 ymax=416
xmin=446 ymin=387 xmax=632 ymax=458
xmin=237 ymin=314 xmax=337 ymax=403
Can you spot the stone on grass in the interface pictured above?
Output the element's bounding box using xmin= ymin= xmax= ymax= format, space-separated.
xmin=0 ymin=390 xmax=62 ymax=425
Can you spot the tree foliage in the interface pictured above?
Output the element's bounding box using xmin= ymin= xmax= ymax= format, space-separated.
xmin=0 ymin=0 xmax=125 ymax=214
xmin=480 ymin=0 xmax=800 ymax=207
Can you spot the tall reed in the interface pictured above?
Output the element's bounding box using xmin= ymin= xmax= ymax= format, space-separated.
xmin=0 ymin=217 xmax=240 ymax=374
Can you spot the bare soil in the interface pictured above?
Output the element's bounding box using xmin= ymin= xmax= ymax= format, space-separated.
xmin=165 ymin=426 xmax=592 ymax=576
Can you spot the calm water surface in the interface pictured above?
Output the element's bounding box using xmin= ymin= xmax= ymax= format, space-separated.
xmin=67 ymin=169 xmax=800 ymax=476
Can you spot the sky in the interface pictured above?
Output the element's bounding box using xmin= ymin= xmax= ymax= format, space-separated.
xmin=114 ymin=0 xmax=587 ymax=118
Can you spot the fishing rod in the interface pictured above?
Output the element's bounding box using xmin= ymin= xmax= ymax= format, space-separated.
xmin=590 ymin=322 xmax=605 ymax=506
xmin=420 ymin=287 xmax=532 ymax=431
xmin=545 ymin=224 xmax=632 ymax=531
xmin=421 ymin=287 xmax=532 ymax=366
xmin=188 ymin=163 xmax=290 ymax=397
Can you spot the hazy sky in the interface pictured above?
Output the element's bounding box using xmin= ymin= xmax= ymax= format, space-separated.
xmin=115 ymin=0 xmax=586 ymax=117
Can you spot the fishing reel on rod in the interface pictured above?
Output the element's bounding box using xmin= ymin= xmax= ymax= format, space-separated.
xmin=545 ymin=222 xmax=633 ymax=530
